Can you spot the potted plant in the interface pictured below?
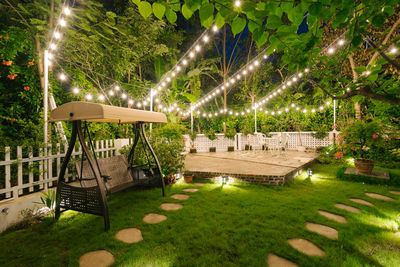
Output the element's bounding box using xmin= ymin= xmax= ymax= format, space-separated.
xmin=241 ymin=125 xmax=253 ymax=150
xmin=189 ymin=131 xmax=197 ymax=153
xmin=225 ymin=128 xmax=236 ymax=151
xmin=184 ymin=173 xmax=193 ymax=183
xmin=206 ymin=128 xmax=217 ymax=152
xmin=335 ymin=119 xmax=395 ymax=175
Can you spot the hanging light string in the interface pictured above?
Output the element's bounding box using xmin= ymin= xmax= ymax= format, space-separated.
xmin=142 ymin=26 xmax=220 ymax=104
xmin=187 ymin=47 xmax=272 ymax=113
xmin=184 ymin=100 xmax=332 ymax=119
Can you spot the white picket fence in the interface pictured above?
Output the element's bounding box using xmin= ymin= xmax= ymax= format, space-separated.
xmin=0 ymin=140 xmax=118 ymax=202
xmin=184 ymin=131 xmax=335 ymax=153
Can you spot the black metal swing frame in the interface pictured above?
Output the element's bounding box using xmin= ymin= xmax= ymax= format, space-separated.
xmin=55 ymin=120 xmax=165 ymax=231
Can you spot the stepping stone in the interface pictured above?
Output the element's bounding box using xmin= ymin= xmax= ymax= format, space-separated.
xmin=79 ymin=250 xmax=114 ymax=267
xmin=170 ymin=194 xmax=190 ymax=200
xmin=334 ymin=203 xmax=361 ymax=213
xmin=182 ymin=188 xmax=199 ymax=193
xmin=193 ymin=183 xmax=205 ymax=186
xmin=305 ymin=222 xmax=338 ymax=240
xmin=318 ymin=210 xmax=347 ymax=223
xmin=349 ymin=198 xmax=375 ymax=207
xmin=267 ymin=253 xmax=298 ymax=267
xmin=160 ymin=203 xmax=183 ymax=211
xmin=365 ymin=193 xmax=394 ymax=201
xmin=142 ymin=213 xmax=167 ymax=224
xmin=114 ymin=228 xmax=143 ymax=244
xmin=388 ymin=190 xmax=400 ymax=195
xmin=287 ymin=238 xmax=325 ymax=256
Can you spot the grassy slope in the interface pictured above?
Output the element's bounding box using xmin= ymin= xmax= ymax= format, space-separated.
xmin=0 ymin=163 xmax=399 ymax=267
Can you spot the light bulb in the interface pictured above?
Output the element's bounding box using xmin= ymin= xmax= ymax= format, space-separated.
xmin=109 ymin=91 xmax=114 ymax=96
xmin=115 ymin=85 xmax=120 ymax=91
xmin=305 ymin=68 xmax=309 ymax=73
xmin=346 ymin=87 xmax=350 ymax=91
xmin=195 ymin=45 xmax=201 ymax=52
xmin=216 ymin=89 xmax=220 ymax=93
xmin=63 ymin=7 xmax=71 ymax=16
xmin=161 ymin=82 xmax=166 ymax=87
xmin=171 ymin=72 xmax=176 ymax=77
xmin=47 ymin=53 xmax=54 ymax=59
xmin=166 ymin=77 xmax=171 ymax=82
xmin=311 ymin=109 xmax=316 ymax=113
xmin=137 ymin=103 xmax=142 ymax=108
xmin=98 ymin=94 xmax=105 ymax=101
xmin=59 ymin=73 xmax=66 ymax=80
xmin=212 ymin=92 xmax=216 ymax=96
xmin=326 ymin=101 xmax=331 ymax=105
xmin=203 ymin=35 xmax=209 ymax=42
xmin=121 ymin=93 xmax=127 ymax=99
xmin=298 ymin=73 xmax=303 ymax=77
xmin=59 ymin=18 xmax=66 ymax=27
xmin=249 ymin=65 xmax=254 ymax=71
xmin=235 ymin=112 xmax=239 ymax=116
xmin=319 ymin=106 xmax=324 ymax=110
xmin=271 ymin=111 xmax=275 ymax=115
xmin=283 ymin=85 xmax=286 ymax=89
xmin=72 ymin=88 xmax=79 ymax=94
xmin=338 ymin=39 xmax=345 ymax=46
xmin=236 ymin=74 xmax=241 ymax=79
xmin=158 ymin=104 xmax=163 ymax=109
xmin=155 ymin=98 xmax=159 ymax=103
xmin=303 ymin=109 xmax=307 ymax=113
xmin=285 ymin=108 xmax=289 ymax=112
xmin=241 ymin=112 xmax=245 ymax=115
xmin=328 ymin=47 xmax=335 ymax=54
xmin=54 ymin=31 xmax=61 ymax=39
xmin=366 ymin=70 xmax=371 ymax=75
xmin=292 ymin=77 xmax=297 ymax=82
xmin=278 ymin=111 xmax=282 ymax=115
xmin=254 ymin=60 xmax=259 ymax=66
xmin=50 ymin=43 xmax=57 ymax=50
xmin=263 ymin=55 xmax=268 ymax=59
xmin=158 ymin=86 xmax=162 ymax=90
xmin=234 ymin=0 xmax=241 ymax=7
xmin=214 ymin=112 xmax=218 ymax=116
xmin=85 ymin=94 xmax=92 ymax=100
xmin=229 ymin=111 xmax=233 ymax=115
xmin=212 ymin=25 xmax=218 ymax=32
xmin=265 ymin=110 xmax=269 ymax=114
xmin=277 ymin=89 xmax=281 ymax=93
xmin=182 ymin=59 xmax=188 ymax=65
xmin=189 ymin=52 xmax=195 ymax=58
xmin=287 ymin=81 xmax=292 ymax=86
xmin=176 ymin=66 xmax=182 ymax=71
xmin=296 ymin=107 xmax=300 ymax=111
xmin=143 ymin=101 xmax=147 ymax=106
xmin=390 ymin=47 xmax=398 ymax=54
xmin=242 ymin=70 xmax=247 ymax=75
xmin=225 ymin=82 xmax=229 ymax=86
xmin=221 ymin=86 xmax=225 ymax=89
xmin=230 ymin=78 xmax=235 ymax=83
xmin=128 ymin=99 xmax=134 ymax=105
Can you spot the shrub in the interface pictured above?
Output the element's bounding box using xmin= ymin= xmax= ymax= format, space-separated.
xmin=205 ymin=128 xmax=217 ymax=142
xmin=225 ymin=128 xmax=236 ymax=140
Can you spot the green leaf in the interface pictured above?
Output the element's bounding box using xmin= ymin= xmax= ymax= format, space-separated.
xmin=382 ymin=6 xmax=394 ymax=16
xmin=165 ymin=7 xmax=177 ymax=23
xmin=152 ymin=3 xmax=166 ymax=20
xmin=199 ymin=3 xmax=214 ymax=28
xmin=130 ymin=0 xmax=140 ymax=6
xmin=266 ymin=35 xmax=280 ymax=54
xmin=354 ymin=66 xmax=366 ymax=73
xmin=138 ymin=1 xmax=152 ymax=19
xmin=231 ymin=17 xmax=246 ymax=36
xmin=255 ymin=31 xmax=269 ymax=47
xmin=368 ymin=73 xmax=378 ymax=83
xmin=332 ymin=8 xmax=348 ymax=28
xmin=182 ymin=4 xmax=193 ymax=19
xmin=215 ymin=12 xmax=225 ymax=28
xmin=309 ymin=2 xmax=322 ymax=16
xmin=372 ymin=14 xmax=384 ymax=28
xmin=351 ymin=34 xmax=363 ymax=49
xmin=266 ymin=15 xmax=281 ymax=29
xmin=248 ymin=21 xmax=259 ymax=33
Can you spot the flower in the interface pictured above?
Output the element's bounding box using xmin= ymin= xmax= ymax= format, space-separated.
xmin=5 ymin=35 xmax=8 ymax=39
xmin=28 ymin=61 xmax=34 ymax=66
xmin=372 ymin=133 xmax=378 ymax=139
xmin=334 ymin=151 xmax=343 ymax=159
xmin=350 ymin=120 xmax=354 ymax=124
xmin=2 ymin=60 xmax=12 ymax=66
xmin=23 ymin=86 xmax=30 ymax=91
xmin=7 ymin=74 xmax=17 ymax=80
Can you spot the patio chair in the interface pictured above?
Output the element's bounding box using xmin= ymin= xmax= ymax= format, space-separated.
xmin=50 ymin=101 xmax=167 ymax=231
xmin=278 ymin=133 xmax=290 ymax=157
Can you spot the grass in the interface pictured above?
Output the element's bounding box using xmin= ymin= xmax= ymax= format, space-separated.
xmin=1 ymin=163 xmax=400 ymax=266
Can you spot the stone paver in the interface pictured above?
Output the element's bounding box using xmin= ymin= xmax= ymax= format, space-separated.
xmin=115 ymin=228 xmax=143 ymax=244
xmin=287 ymin=238 xmax=325 ymax=256
xmin=305 ymin=222 xmax=338 ymax=240
xmin=349 ymin=198 xmax=375 ymax=207
xmin=365 ymin=193 xmax=394 ymax=201
xmin=267 ymin=253 xmax=298 ymax=267
xmin=79 ymin=250 xmax=114 ymax=267
xmin=170 ymin=194 xmax=190 ymax=200
xmin=193 ymin=183 xmax=205 ymax=186
xmin=389 ymin=190 xmax=400 ymax=195
xmin=334 ymin=203 xmax=361 ymax=213
xmin=142 ymin=213 xmax=167 ymax=224
xmin=318 ymin=210 xmax=348 ymax=223
xmin=182 ymin=188 xmax=199 ymax=193
xmin=160 ymin=203 xmax=183 ymax=211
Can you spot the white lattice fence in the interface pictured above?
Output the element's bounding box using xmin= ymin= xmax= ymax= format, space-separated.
xmin=184 ymin=134 xmax=235 ymax=152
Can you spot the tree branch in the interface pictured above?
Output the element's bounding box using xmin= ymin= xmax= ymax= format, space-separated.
xmin=364 ymin=35 xmax=400 ymax=72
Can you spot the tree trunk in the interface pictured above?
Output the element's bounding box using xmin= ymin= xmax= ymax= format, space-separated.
xmin=347 ymin=55 xmax=361 ymax=119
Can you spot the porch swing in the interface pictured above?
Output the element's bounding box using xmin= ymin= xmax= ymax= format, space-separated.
xmin=50 ymin=101 xmax=167 ymax=231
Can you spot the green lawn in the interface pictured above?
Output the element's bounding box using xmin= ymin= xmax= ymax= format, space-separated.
xmin=1 ymin=163 xmax=400 ymax=267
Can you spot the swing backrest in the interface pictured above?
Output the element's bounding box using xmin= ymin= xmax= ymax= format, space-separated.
xmin=75 ymin=155 xmax=136 ymax=194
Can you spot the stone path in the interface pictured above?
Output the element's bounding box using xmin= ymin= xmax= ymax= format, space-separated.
xmin=389 ymin=190 xmax=400 ymax=195
xmin=115 ymin=228 xmax=143 ymax=244
xmin=267 ymin=253 xmax=298 ymax=267
xmin=287 ymin=238 xmax=325 ymax=256
xmin=79 ymin=250 xmax=114 ymax=267
xmin=305 ymin=222 xmax=338 ymax=240
xmin=349 ymin=198 xmax=374 ymax=207
xmin=193 ymin=183 xmax=205 ymax=186
xmin=160 ymin=203 xmax=183 ymax=211
xmin=365 ymin=192 xmax=395 ymax=201
xmin=170 ymin=194 xmax=190 ymax=200
xmin=334 ymin=203 xmax=361 ymax=213
xmin=182 ymin=188 xmax=199 ymax=193
xmin=142 ymin=213 xmax=167 ymax=224
xmin=318 ymin=210 xmax=348 ymax=223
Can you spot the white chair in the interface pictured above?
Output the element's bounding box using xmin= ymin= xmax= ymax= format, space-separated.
xmin=268 ymin=135 xmax=280 ymax=155
xmin=279 ymin=133 xmax=289 ymax=157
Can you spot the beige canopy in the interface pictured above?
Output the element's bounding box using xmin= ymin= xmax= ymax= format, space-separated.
xmin=50 ymin=101 xmax=167 ymax=124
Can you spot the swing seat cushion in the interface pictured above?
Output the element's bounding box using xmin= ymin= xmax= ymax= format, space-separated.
xmin=76 ymin=155 xmax=136 ymax=194
xmin=50 ymin=101 xmax=167 ymax=124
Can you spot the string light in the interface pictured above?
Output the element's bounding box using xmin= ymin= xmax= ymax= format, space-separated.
xmin=212 ymin=25 xmax=218 ymax=32
xmin=59 ymin=73 xmax=66 ymax=81
xmin=108 ymin=90 xmax=114 ymax=96
xmin=85 ymin=94 xmax=93 ymax=100
xmin=54 ymin=31 xmax=61 ymax=39
xmin=128 ymin=99 xmax=134 ymax=105
xmin=72 ymin=88 xmax=79 ymax=94
xmin=234 ymin=0 xmax=241 ymax=7
xmin=63 ymin=7 xmax=71 ymax=16
xmin=389 ymin=46 xmax=398 ymax=54
xmin=59 ymin=18 xmax=67 ymax=27
xmin=98 ymin=94 xmax=105 ymax=101
xmin=50 ymin=43 xmax=57 ymax=50
xmin=121 ymin=93 xmax=127 ymax=99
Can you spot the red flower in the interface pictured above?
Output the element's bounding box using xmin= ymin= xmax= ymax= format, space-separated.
xmin=28 ymin=61 xmax=34 ymax=66
xmin=7 ymin=74 xmax=17 ymax=80
xmin=2 ymin=60 xmax=12 ymax=66
xmin=0 ymin=35 xmax=2 ymax=38
xmin=372 ymin=133 xmax=378 ymax=139
xmin=334 ymin=151 xmax=343 ymax=159
xmin=5 ymin=35 xmax=8 ymax=39
xmin=24 ymin=86 xmax=30 ymax=91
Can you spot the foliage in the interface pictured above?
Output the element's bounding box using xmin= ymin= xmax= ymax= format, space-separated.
xmin=335 ymin=119 xmax=398 ymax=161
xmin=33 ymin=190 xmax=58 ymax=219
xmin=189 ymin=130 xmax=197 ymax=147
xmin=205 ymin=128 xmax=217 ymax=141
xmin=316 ymin=145 xmax=341 ymax=164
xmin=311 ymin=129 xmax=328 ymax=140
xmin=225 ymin=128 xmax=236 ymax=140
xmin=152 ymin=123 xmax=185 ymax=141
xmin=337 ymin=166 xmax=400 ymax=186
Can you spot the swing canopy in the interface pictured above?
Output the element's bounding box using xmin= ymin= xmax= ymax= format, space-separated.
xmin=50 ymin=101 xmax=167 ymax=124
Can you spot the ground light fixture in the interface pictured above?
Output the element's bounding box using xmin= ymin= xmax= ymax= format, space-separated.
xmin=307 ymin=168 xmax=313 ymax=178
xmin=221 ymin=175 xmax=228 ymax=184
